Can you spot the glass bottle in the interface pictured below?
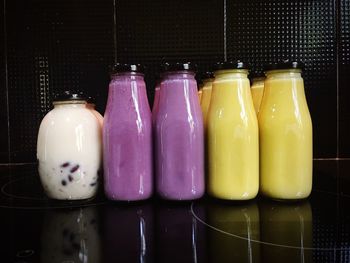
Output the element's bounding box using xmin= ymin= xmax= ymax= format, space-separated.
xmin=259 ymin=61 xmax=312 ymax=200
xmin=37 ymin=91 xmax=102 ymax=200
xmin=207 ymin=61 xmax=259 ymax=200
xmin=103 ymin=63 xmax=153 ymax=201
xmin=155 ymin=62 xmax=204 ymax=200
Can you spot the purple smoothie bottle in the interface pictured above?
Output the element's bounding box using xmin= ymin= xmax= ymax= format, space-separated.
xmin=103 ymin=63 xmax=153 ymax=201
xmin=155 ymin=62 xmax=205 ymax=200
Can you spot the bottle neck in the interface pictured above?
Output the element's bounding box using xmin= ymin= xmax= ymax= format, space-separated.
xmin=262 ymin=69 xmax=308 ymax=114
xmin=162 ymin=71 xmax=195 ymax=80
xmin=110 ymin=72 xmax=145 ymax=82
xmin=214 ymin=69 xmax=248 ymax=80
xmin=53 ymin=101 xmax=86 ymax=108
xmin=107 ymin=71 xmax=148 ymax=112
xmin=265 ymin=69 xmax=302 ymax=79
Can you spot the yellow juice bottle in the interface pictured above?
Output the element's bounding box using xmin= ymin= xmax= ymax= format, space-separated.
xmin=259 ymin=61 xmax=312 ymax=200
xmin=200 ymin=72 xmax=214 ymax=127
xmin=250 ymin=74 xmax=265 ymax=115
xmin=207 ymin=61 xmax=259 ymax=200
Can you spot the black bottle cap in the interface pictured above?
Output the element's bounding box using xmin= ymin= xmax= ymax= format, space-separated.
xmin=161 ymin=62 xmax=197 ymax=72
xmin=111 ymin=63 xmax=144 ymax=74
xmin=53 ymin=91 xmax=86 ymax=102
xmin=264 ymin=59 xmax=304 ymax=71
xmin=214 ymin=60 xmax=249 ymax=71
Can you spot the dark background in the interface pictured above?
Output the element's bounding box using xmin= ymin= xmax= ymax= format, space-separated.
xmin=0 ymin=0 xmax=349 ymax=163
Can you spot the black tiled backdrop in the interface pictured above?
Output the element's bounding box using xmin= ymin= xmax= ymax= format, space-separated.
xmin=0 ymin=0 xmax=9 ymax=163
xmin=226 ymin=0 xmax=338 ymax=158
xmin=340 ymin=0 xmax=350 ymax=157
xmin=0 ymin=0 xmax=349 ymax=163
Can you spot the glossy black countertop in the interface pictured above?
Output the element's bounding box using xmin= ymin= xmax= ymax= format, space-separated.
xmin=1 ymin=160 xmax=350 ymax=263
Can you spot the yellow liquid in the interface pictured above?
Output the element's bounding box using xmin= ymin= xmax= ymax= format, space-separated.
xmin=251 ymin=78 xmax=265 ymax=115
xmin=207 ymin=70 xmax=259 ymax=200
xmin=200 ymin=79 xmax=213 ymax=128
xmin=198 ymin=89 xmax=203 ymax=102
xmin=258 ymin=70 xmax=312 ymax=200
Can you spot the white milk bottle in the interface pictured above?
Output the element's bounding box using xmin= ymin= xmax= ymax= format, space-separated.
xmin=37 ymin=91 xmax=102 ymax=200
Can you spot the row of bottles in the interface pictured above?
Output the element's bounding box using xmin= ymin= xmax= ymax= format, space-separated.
xmin=197 ymin=60 xmax=313 ymax=201
xmin=30 ymin=201 xmax=312 ymax=263
xmin=37 ymin=60 xmax=312 ymax=202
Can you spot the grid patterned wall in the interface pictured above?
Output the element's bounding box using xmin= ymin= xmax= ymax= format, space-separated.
xmin=115 ymin=0 xmax=224 ymax=102
xmin=340 ymin=0 xmax=350 ymax=157
xmin=4 ymin=0 xmax=114 ymax=162
xmin=0 ymin=0 xmax=349 ymax=163
xmin=0 ymin=0 xmax=9 ymax=162
xmin=226 ymin=0 xmax=337 ymax=157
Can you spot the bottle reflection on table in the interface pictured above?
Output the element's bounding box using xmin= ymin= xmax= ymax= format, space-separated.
xmin=156 ymin=202 xmax=206 ymax=263
xmin=207 ymin=201 xmax=260 ymax=263
xmin=259 ymin=200 xmax=312 ymax=263
xmin=40 ymin=207 xmax=101 ymax=263
xmin=102 ymin=203 xmax=154 ymax=263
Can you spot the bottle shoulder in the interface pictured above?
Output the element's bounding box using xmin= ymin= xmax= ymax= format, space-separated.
xmin=39 ymin=107 xmax=100 ymax=129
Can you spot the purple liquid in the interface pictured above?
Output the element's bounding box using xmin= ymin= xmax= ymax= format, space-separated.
xmin=155 ymin=71 xmax=204 ymax=200
xmin=103 ymin=72 xmax=153 ymax=201
xmin=152 ymin=85 xmax=160 ymax=126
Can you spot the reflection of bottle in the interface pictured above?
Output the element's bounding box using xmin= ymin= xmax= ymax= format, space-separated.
xmin=207 ymin=201 xmax=260 ymax=262
xmin=260 ymin=200 xmax=312 ymax=262
xmin=41 ymin=207 xmax=100 ymax=263
xmin=156 ymin=203 xmax=206 ymax=262
xmin=103 ymin=203 xmax=154 ymax=263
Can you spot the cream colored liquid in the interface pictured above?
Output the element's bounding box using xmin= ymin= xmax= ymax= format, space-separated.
xmin=37 ymin=102 xmax=102 ymax=200
xmin=250 ymin=78 xmax=265 ymax=115
xmin=258 ymin=70 xmax=312 ymax=200
xmin=207 ymin=70 xmax=259 ymax=200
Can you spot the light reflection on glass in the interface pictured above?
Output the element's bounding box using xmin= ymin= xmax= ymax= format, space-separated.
xmin=260 ymin=200 xmax=312 ymax=263
xmin=207 ymin=201 xmax=260 ymax=263
xmin=103 ymin=203 xmax=154 ymax=263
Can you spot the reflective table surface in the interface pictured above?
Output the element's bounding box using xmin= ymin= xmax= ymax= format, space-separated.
xmin=1 ymin=160 xmax=350 ymax=262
